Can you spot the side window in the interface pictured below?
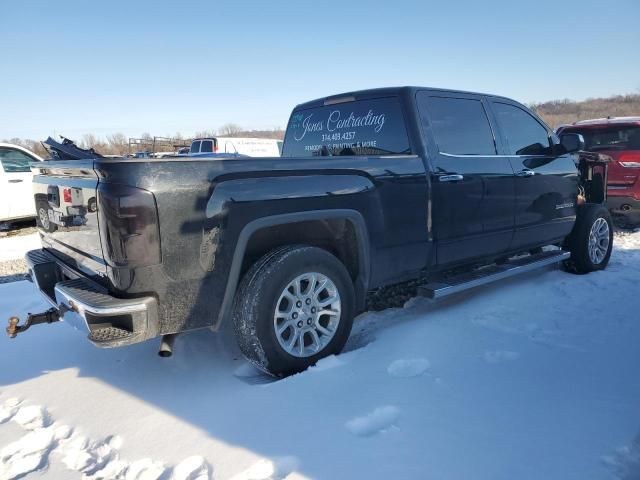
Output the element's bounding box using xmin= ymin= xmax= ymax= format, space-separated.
xmin=492 ymin=102 xmax=550 ymax=155
xmin=191 ymin=141 xmax=201 ymax=154
xmin=0 ymin=148 xmax=34 ymax=173
xmin=200 ymin=140 xmax=213 ymax=153
xmin=418 ymin=94 xmax=496 ymax=155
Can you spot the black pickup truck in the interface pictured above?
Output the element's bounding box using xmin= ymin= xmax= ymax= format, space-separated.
xmin=9 ymin=87 xmax=612 ymax=376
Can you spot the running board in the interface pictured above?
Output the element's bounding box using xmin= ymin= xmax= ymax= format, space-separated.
xmin=418 ymin=250 xmax=570 ymax=300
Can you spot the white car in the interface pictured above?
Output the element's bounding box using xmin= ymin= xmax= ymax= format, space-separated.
xmin=0 ymin=143 xmax=43 ymax=224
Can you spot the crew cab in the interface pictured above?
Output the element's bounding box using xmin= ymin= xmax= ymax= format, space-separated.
xmin=9 ymin=87 xmax=612 ymax=377
xmin=557 ymin=117 xmax=640 ymax=226
xmin=0 ymin=143 xmax=43 ymax=225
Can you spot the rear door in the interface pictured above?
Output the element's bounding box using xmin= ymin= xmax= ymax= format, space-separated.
xmin=489 ymin=100 xmax=578 ymax=249
xmin=0 ymin=147 xmax=37 ymax=220
xmin=416 ymin=92 xmax=515 ymax=265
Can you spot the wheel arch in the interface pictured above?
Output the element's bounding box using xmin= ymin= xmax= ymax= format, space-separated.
xmin=218 ymin=209 xmax=370 ymax=327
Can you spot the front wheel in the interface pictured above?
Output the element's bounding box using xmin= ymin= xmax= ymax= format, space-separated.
xmin=563 ymin=204 xmax=613 ymax=274
xmin=233 ymin=245 xmax=355 ymax=377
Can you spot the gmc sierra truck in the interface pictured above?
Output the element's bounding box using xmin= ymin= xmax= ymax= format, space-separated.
xmin=8 ymin=87 xmax=612 ymax=377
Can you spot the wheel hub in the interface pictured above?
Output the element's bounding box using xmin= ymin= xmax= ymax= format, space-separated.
xmin=588 ymin=217 xmax=610 ymax=265
xmin=273 ymin=272 xmax=341 ymax=358
xmin=38 ymin=208 xmax=49 ymax=229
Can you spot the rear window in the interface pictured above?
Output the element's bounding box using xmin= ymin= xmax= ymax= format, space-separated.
xmin=563 ymin=126 xmax=640 ymax=151
xmin=200 ymin=140 xmax=214 ymax=153
xmin=418 ymin=95 xmax=496 ymax=155
xmin=282 ymin=97 xmax=411 ymax=157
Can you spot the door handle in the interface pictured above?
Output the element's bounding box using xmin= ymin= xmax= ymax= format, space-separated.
xmin=8 ymin=179 xmax=24 ymax=183
xmin=438 ymin=174 xmax=464 ymax=182
xmin=515 ymin=169 xmax=535 ymax=177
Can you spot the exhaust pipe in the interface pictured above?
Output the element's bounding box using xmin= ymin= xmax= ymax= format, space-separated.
xmin=158 ymin=334 xmax=177 ymax=358
xmin=621 ymin=204 xmax=632 ymax=212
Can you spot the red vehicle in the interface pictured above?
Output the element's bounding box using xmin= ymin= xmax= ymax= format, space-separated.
xmin=557 ymin=117 xmax=640 ymax=225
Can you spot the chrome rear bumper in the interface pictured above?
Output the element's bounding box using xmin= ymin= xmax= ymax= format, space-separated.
xmin=25 ymin=249 xmax=158 ymax=347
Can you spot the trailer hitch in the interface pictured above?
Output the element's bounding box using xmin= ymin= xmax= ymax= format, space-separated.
xmin=6 ymin=307 xmax=64 ymax=338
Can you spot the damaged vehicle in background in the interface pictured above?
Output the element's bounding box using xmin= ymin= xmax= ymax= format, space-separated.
xmin=8 ymin=87 xmax=612 ymax=377
xmin=557 ymin=117 xmax=640 ymax=226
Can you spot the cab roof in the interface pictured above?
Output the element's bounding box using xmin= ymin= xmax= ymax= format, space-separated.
xmin=559 ymin=117 xmax=640 ymax=129
xmin=293 ymin=86 xmax=517 ymax=110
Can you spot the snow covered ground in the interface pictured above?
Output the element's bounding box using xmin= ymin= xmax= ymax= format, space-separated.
xmin=0 ymin=233 xmax=41 ymax=262
xmin=0 ymin=230 xmax=639 ymax=480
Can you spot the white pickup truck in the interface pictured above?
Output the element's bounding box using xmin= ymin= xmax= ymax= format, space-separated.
xmin=0 ymin=143 xmax=43 ymax=225
xmin=189 ymin=137 xmax=281 ymax=157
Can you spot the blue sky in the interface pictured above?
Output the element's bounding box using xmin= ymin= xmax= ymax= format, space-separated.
xmin=2 ymin=0 xmax=639 ymax=140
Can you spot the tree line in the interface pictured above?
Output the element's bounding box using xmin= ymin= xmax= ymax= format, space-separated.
xmin=531 ymin=93 xmax=640 ymax=129
xmin=3 ymin=123 xmax=285 ymax=158
xmin=4 ymin=94 xmax=639 ymax=158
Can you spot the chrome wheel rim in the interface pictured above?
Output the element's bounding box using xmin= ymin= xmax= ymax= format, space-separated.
xmin=273 ymin=272 xmax=341 ymax=358
xmin=38 ymin=208 xmax=49 ymax=229
xmin=588 ymin=217 xmax=610 ymax=264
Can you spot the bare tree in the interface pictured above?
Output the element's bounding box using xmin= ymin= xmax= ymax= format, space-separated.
xmin=80 ymin=134 xmax=100 ymax=149
xmin=194 ymin=129 xmax=217 ymax=138
xmin=106 ymin=133 xmax=128 ymax=155
xmin=218 ymin=123 xmax=242 ymax=136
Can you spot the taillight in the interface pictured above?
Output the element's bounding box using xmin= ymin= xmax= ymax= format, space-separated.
xmin=63 ymin=188 xmax=72 ymax=203
xmin=97 ymin=183 xmax=161 ymax=268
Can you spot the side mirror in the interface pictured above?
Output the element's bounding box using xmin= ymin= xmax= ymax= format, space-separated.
xmin=560 ymin=133 xmax=585 ymax=153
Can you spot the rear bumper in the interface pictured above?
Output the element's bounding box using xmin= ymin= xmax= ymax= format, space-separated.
xmin=25 ymin=249 xmax=159 ymax=347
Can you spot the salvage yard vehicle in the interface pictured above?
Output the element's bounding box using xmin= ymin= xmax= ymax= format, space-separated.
xmin=189 ymin=137 xmax=281 ymax=157
xmin=0 ymin=143 xmax=43 ymax=225
xmin=8 ymin=87 xmax=613 ymax=377
xmin=557 ymin=117 xmax=640 ymax=226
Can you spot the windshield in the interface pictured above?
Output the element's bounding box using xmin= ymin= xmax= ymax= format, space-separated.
xmin=282 ymin=97 xmax=411 ymax=157
xmin=565 ymin=125 xmax=640 ymax=151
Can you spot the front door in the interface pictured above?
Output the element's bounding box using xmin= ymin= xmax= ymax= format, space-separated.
xmin=489 ymin=101 xmax=578 ymax=250
xmin=416 ymin=92 xmax=516 ymax=265
xmin=0 ymin=147 xmax=37 ymax=220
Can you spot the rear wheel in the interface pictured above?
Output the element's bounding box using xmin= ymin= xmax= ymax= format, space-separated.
xmin=233 ymin=245 xmax=355 ymax=377
xmin=563 ymin=204 xmax=613 ymax=274
xmin=35 ymin=199 xmax=56 ymax=233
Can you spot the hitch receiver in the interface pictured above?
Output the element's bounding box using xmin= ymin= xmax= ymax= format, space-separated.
xmin=6 ymin=307 xmax=62 ymax=338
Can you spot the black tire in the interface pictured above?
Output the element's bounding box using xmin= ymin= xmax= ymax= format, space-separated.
xmin=563 ymin=204 xmax=613 ymax=274
xmin=233 ymin=245 xmax=355 ymax=377
xmin=35 ymin=199 xmax=56 ymax=233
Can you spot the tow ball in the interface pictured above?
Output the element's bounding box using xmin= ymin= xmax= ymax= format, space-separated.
xmin=6 ymin=307 xmax=62 ymax=338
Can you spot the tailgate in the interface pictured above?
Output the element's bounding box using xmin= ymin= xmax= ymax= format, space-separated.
xmin=32 ymin=160 xmax=106 ymax=277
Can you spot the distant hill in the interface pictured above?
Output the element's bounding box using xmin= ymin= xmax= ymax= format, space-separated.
xmin=531 ymin=94 xmax=640 ymax=129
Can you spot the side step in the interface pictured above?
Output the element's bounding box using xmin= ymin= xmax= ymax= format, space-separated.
xmin=88 ymin=326 xmax=136 ymax=344
xmin=418 ymin=250 xmax=570 ymax=300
